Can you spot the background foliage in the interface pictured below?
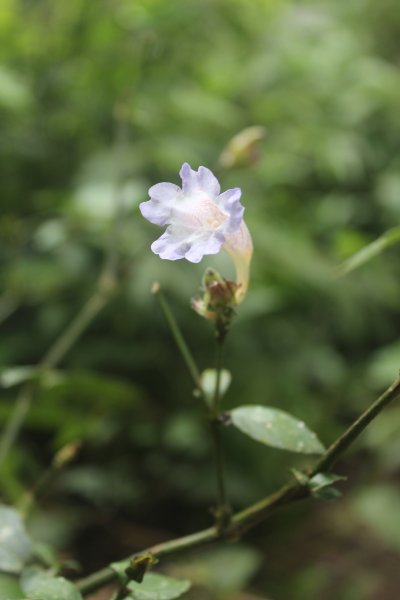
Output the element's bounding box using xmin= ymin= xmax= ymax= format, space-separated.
xmin=1 ymin=0 xmax=400 ymax=598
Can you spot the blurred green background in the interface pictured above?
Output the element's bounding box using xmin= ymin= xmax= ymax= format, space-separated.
xmin=1 ymin=0 xmax=400 ymax=598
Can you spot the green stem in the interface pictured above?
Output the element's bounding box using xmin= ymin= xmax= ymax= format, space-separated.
xmin=209 ymin=337 xmax=230 ymax=528
xmin=0 ymin=385 xmax=32 ymax=468
xmin=0 ymin=102 xmax=129 ymax=468
xmin=77 ymin=526 xmax=218 ymax=595
xmin=41 ymin=291 xmax=110 ymax=371
xmin=212 ymin=339 xmax=224 ymax=414
xmin=0 ymin=289 xmax=112 ymax=469
xmin=76 ymin=376 xmax=400 ymax=597
xmin=312 ymin=376 xmax=400 ymax=475
xmin=152 ymin=283 xmax=202 ymax=390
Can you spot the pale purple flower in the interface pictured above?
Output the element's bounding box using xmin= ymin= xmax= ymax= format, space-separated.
xmin=140 ymin=163 xmax=253 ymax=301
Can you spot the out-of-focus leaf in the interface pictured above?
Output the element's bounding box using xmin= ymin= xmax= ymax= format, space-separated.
xmin=0 ymin=506 xmax=33 ymax=574
xmin=351 ymin=485 xmax=400 ymax=550
xmin=0 ymin=66 xmax=31 ymax=110
xmin=126 ymin=573 xmax=190 ymax=600
xmin=111 ymin=558 xmax=130 ymax=583
xmin=58 ymin=466 xmax=141 ymax=507
xmin=21 ymin=567 xmax=82 ymax=600
xmin=200 ymin=369 xmax=231 ymax=406
xmin=0 ymin=367 xmax=37 ymax=388
xmin=337 ymin=226 xmax=400 ymax=276
xmin=169 ymin=545 xmax=261 ymax=593
xmin=0 ymin=573 xmax=23 ymax=599
xmin=230 ymin=406 xmax=325 ymax=454
xmin=0 ymin=367 xmax=63 ymax=389
xmin=367 ymin=341 xmax=400 ymax=387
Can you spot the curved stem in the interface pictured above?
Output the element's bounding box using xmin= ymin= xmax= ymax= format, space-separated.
xmin=152 ymin=284 xmax=202 ymax=391
xmin=76 ymin=376 xmax=400 ymax=596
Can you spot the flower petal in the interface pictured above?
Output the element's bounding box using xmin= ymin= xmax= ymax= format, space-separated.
xmin=217 ymin=188 xmax=244 ymax=233
xmin=179 ymin=162 xmax=200 ymax=194
xmin=198 ymin=166 xmax=220 ymax=198
xmin=149 ymin=182 xmax=181 ymax=202
xmin=184 ymin=231 xmax=225 ymax=263
xmin=151 ymin=225 xmax=225 ymax=263
xmin=151 ymin=229 xmax=190 ymax=260
xmin=140 ymin=182 xmax=182 ymax=226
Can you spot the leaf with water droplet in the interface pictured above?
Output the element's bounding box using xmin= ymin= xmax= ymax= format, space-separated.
xmin=230 ymin=406 xmax=325 ymax=454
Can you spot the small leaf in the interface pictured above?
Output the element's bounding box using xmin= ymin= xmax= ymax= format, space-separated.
xmin=200 ymin=369 xmax=231 ymax=406
xmin=309 ymin=472 xmax=346 ymax=490
xmin=0 ymin=367 xmax=63 ymax=389
xmin=308 ymin=472 xmax=346 ymax=501
xmin=230 ymin=406 xmax=325 ymax=454
xmin=0 ymin=367 xmax=37 ymax=389
xmin=0 ymin=506 xmax=33 ymax=574
xmin=337 ymin=226 xmax=400 ymax=276
xmin=291 ymin=468 xmax=310 ymax=486
xmin=126 ymin=573 xmax=190 ymax=600
xmin=312 ymin=486 xmax=342 ymax=501
xmin=21 ymin=568 xmax=82 ymax=600
xmin=292 ymin=471 xmax=346 ymax=501
xmin=32 ymin=542 xmax=58 ymax=569
xmin=0 ymin=573 xmax=24 ymax=599
xmin=111 ymin=559 xmax=130 ymax=584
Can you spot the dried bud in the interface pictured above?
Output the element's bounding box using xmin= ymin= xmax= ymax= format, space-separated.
xmin=218 ymin=126 xmax=266 ymax=170
xmin=52 ymin=441 xmax=81 ymax=469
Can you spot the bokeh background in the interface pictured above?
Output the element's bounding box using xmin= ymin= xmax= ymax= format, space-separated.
xmin=1 ymin=0 xmax=400 ymax=598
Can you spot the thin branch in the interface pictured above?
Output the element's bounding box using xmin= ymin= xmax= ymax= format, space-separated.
xmin=0 ymin=106 xmax=129 ymax=468
xmin=209 ymin=336 xmax=230 ymax=529
xmin=77 ymin=375 xmax=400 ymax=596
xmin=152 ymin=283 xmax=202 ymax=390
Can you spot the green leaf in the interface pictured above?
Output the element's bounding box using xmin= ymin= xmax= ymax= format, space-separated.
xmin=230 ymin=406 xmax=325 ymax=454
xmin=21 ymin=568 xmax=82 ymax=600
xmin=126 ymin=573 xmax=191 ymax=600
xmin=0 ymin=573 xmax=24 ymax=599
xmin=110 ymin=559 xmax=130 ymax=584
xmin=171 ymin=545 xmax=261 ymax=593
xmin=337 ymin=226 xmax=400 ymax=276
xmin=291 ymin=471 xmax=346 ymax=500
xmin=0 ymin=506 xmax=33 ymax=574
xmin=0 ymin=367 xmax=37 ymax=389
xmin=31 ymin=542 xmax=58 ymax=569
xmin=308 ymin=473 xmax=345 ymax=500
xmin=0 ymin=367 xmax=63 ymax=389
xmin=200 ymin=369 xmax=231 ymax=406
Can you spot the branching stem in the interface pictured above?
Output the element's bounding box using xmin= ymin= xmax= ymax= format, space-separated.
xmin=76 ymin=376 xmax=400 ymax=596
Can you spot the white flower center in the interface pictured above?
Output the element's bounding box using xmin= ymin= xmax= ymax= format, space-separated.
xmin=174 ymin=193 xmax=227 ymax=233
